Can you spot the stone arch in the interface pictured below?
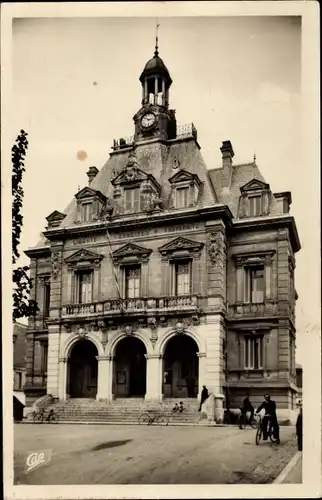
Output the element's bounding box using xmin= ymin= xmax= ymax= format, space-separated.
xmin=155 ymin=328 xmax=205 ymax=357
xmin=62 ymin=332 xmax=104 ymax=359
xmin=105 ymin=329 xmax=154 ymax=357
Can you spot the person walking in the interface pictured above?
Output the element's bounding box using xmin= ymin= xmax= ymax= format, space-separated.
xmin=255 ymin=393 xmax=280 ymax=444
xmin=198 ymin=385 xmax=209 ymax=411
xmin=296 ymin=406 xmax=303 ymax=451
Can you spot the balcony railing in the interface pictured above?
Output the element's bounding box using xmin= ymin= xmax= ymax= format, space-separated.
xmin=112 ymin=136 xmax=134 ymax=151
xmin=227 ymin=301 xmax=278 ymax=318
xmin=62 ymin=295 xmax=199 ymax=318
xmin=176 ymin=123 xmax=198 ymax=141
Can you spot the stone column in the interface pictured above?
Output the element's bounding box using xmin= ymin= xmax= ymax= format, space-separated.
xmin=264 ymin=257 xmax=273 ymax=300
xmin=145 ymin=354 xmax=163 ymax=401
xmin=197 ymin=352 xmax=207 ymax=400
xmin=193 ymin=255 xmax=202 ymax=295
xmin=162 ymin=79 xmax=165 ymax=105
xmin=141 ymin=261 xmax=149 ymax=297
xmin=96 ymin=355 xmax=113 ymax=401
xmin=154 ymin=77 xmax=158 ymax=104
xmin=58 ymin=357 xmax=68 ymax=400
xmin=235 ymin=260 xmax=244 ymax=303
xmin=46 ymin=324 xmax=60 ymax=398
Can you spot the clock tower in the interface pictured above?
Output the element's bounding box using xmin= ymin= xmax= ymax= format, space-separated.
xmin=133 ymin=37 xmax=177 ymax=142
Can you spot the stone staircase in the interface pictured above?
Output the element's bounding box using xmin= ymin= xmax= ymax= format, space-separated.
xmin=45 ymin=398 xmax=201 ymax=424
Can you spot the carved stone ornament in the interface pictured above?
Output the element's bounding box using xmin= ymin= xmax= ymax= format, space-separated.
xmin=101 ymin=198 xmax=114 ymax=218
xmin=123 ymin=324 xmax=136 ymax=336
xmin=77 ymin=326 xmax=87 ymax=339
xmin=208 ymin=232 xmax=222 ymax=266
xmin=147 ymin=317 xmax=157 ymax=329
xmin=51 ymin=252 xmax=60 ymax=279
xmin=125 ymin=165 xmax=137 ymax=182
xmin=174 ymin=322 xmax=186 ymax=335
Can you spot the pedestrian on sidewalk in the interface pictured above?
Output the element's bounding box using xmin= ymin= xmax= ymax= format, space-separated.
xmin=296 ymin=406 xmax=303 ymax=451
xmin=198 ymin=385 xmax=209 ymax=411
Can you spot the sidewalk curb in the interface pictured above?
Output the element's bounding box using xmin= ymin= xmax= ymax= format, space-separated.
xmin=273 ymin=450 xmax=302 ymax=484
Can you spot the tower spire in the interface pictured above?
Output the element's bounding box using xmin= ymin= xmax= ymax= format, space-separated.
xmin=154 ymin=21 xmax=160 ymax=56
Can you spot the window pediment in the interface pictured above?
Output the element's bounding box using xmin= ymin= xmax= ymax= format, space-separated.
xmin=112 ymin=242 xmax=152 ymax=264
xmin=74 ymin=187 xmax=107 ymax=223
xmin=46 ymin=210 xmax=66 ymax=228
xmin=240 ymin=179 xmax=269 ymax=193
xmin=168 ymin=169 xmax=201 ymax=187
xmin=65 ymin=248 xmax=104 ymax=269
xmin=158 ymin=236 xmax=204 ymax=258
xmin=75 ymin=186 xmax=106 ymax=204
xmin=233 ymin=250 xmax=275 ymax=267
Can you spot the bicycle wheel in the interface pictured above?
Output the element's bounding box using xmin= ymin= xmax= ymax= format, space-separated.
xmin=138 ymin=413 xmax=151 ymax=425
xmin=33 ymin=413 xmax=43 ymax=424
xmin=269 ymin=424 xmax=277 ymax=443
xmin=250 ymin=416 xmax=259 ymax=429
xmin=156 ymin=414 xmax=169 ymax=426
xmin=255 ymin=426 xmax=262 ymax=445
xmin=238 ymin=413 xmax=246 ymax=430
xmin=48 ymin=413 xmax=59 ymax=424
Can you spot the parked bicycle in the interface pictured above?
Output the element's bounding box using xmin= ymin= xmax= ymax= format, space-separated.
xmin=138 ymin=410 xmax=169 ymax=426
xmin=255 ymin=414 xmax=277 ymax=445
xmin=33 ymin=408 xmax=59 ymax=424
xmin=238 ymin=411 xmax=259 ymax=430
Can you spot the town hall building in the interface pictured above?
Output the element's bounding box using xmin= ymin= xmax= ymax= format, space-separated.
xmin=24 ymin=42 xmax=300 ymax=422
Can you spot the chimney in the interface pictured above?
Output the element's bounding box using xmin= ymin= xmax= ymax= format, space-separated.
xmin=87 ymin=166 xmax=99 ymax=185
xmin=220 ymin=140 xmax=235 ymax=169
xmin=220 ymin=140 xmax=234 ymax=190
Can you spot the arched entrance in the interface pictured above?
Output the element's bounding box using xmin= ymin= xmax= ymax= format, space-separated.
xmin=67 ymin=339 xmax=98 ymax=398
xmin=113 ymin=337 xmax=147 ymax=398
xmin=163 ymin=335 xmax=199 ymax=398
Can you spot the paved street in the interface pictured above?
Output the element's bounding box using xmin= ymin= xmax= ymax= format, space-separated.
xmin=14 ymin=424 xmax=298 ymax=485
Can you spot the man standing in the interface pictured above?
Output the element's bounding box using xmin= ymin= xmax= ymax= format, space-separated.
xmin=198 ymin=385 xmax=209 ymax=411
xmin=296 ymin=406 xmax=303 ymax=451
xmin=256 ymin=393 xmax=280 ymax=444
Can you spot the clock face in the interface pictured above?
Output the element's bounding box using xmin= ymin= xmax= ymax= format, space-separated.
xmin=141 ymin=113 xmax=156 ymax=129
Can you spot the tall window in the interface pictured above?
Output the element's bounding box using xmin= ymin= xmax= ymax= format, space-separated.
xmin=244 ymin=336 xmax=263 ymax=370
xmin=176 ymin=187 xmax=189 ymax=209
xmin=249 ymin=195 xmax=262 ymax=217
xmin=124 ymin=266 xmax=141 ymax=299
xmin=174 ymin=261 xmax=191 ymax=296
xmin=44 ymin=280 xmax=51 ymax=318
xmin=41 ymin=341 xmax=48 ymax=377
xmin=78 ymin=271 xmax=93 ymax=303
xmin=81 ymin=202 xmax=92 ymax=223
xmin=125 ymin=188 xmax=140 ymax=214
xmin=244 ymin=266 xmax=264 ymax=303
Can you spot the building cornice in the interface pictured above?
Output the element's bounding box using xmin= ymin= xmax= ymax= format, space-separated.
xmin=39 ymin=205 xmax=233 ymax=242
xmin=232 ymin=215 xmax=301 ymax=253
xmin=24 ymin=246 xmax=51 ymax=258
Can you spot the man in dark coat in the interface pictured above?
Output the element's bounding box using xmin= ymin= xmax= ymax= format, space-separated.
xmin=256 ymin=393 xmax=280 ymax=444
xmin=296 ymin=406 xmax=303 ymax=451
xmin=198 ymin=385 xmax=209 ymax=411
xmin=240 ymin=393 xmax=254 ymax=420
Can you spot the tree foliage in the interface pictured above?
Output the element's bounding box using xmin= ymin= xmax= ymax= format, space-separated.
xmin=12 ymin=130 xmax=39 ymax=321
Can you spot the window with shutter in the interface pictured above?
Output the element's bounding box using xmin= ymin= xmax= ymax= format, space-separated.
xmin=176 ymin=187 xmax=189 ymax=209
xmin=78 ymin=271 xmax=93 ymax=303
xmin=125 ymin=266 xmax=141 ymax=298
xmin=81 ymin=202 xmax=93 ymax=222
xmin=249 ymin=195 xmax=262 ymax=217
xmin=124 ymin=188 xmax=140 ymax=213
xmin=174 ymin=261 xmax=191 ymax=296
xmin=244 ymin=336 xmax=263 ymax=369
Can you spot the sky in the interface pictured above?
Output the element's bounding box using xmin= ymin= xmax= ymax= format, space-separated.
xmin=12 ymin=16 xmax=319 ymax=364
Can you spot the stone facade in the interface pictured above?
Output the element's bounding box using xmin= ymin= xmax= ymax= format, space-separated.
xmin=24 ymin=46 xmax=300 ymax=420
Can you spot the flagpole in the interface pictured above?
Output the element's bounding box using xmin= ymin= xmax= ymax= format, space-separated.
xmin=103 ymin=218 xmax=123 ymax=308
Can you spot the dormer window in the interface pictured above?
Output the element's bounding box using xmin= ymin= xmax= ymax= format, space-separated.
xmin=74 ymin=186 xmax=106 ymax=224
xmin=176 ymin=187 xmax=189 ymax=208
xmin=125 ymin=187 xmax=140 ymax=214
xmin=238 ymin=179 xmax=271 ymax=219
xmin=169 ymin=169 xmax=202 ymax=210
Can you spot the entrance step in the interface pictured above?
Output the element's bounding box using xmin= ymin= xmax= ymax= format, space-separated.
xmin=46 ymin=398 xmax=200 ymax=424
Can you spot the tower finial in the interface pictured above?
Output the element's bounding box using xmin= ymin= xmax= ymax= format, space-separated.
xmin=155 ymin=20 xmax=160 ymax=56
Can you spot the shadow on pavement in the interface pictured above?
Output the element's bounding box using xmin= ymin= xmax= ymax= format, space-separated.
xmin=92 ymin=439 xmax=132 ymax=451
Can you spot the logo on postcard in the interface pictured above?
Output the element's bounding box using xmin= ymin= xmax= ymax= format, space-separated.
xmin=25 ymin=449 xmax=52 ymax=474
